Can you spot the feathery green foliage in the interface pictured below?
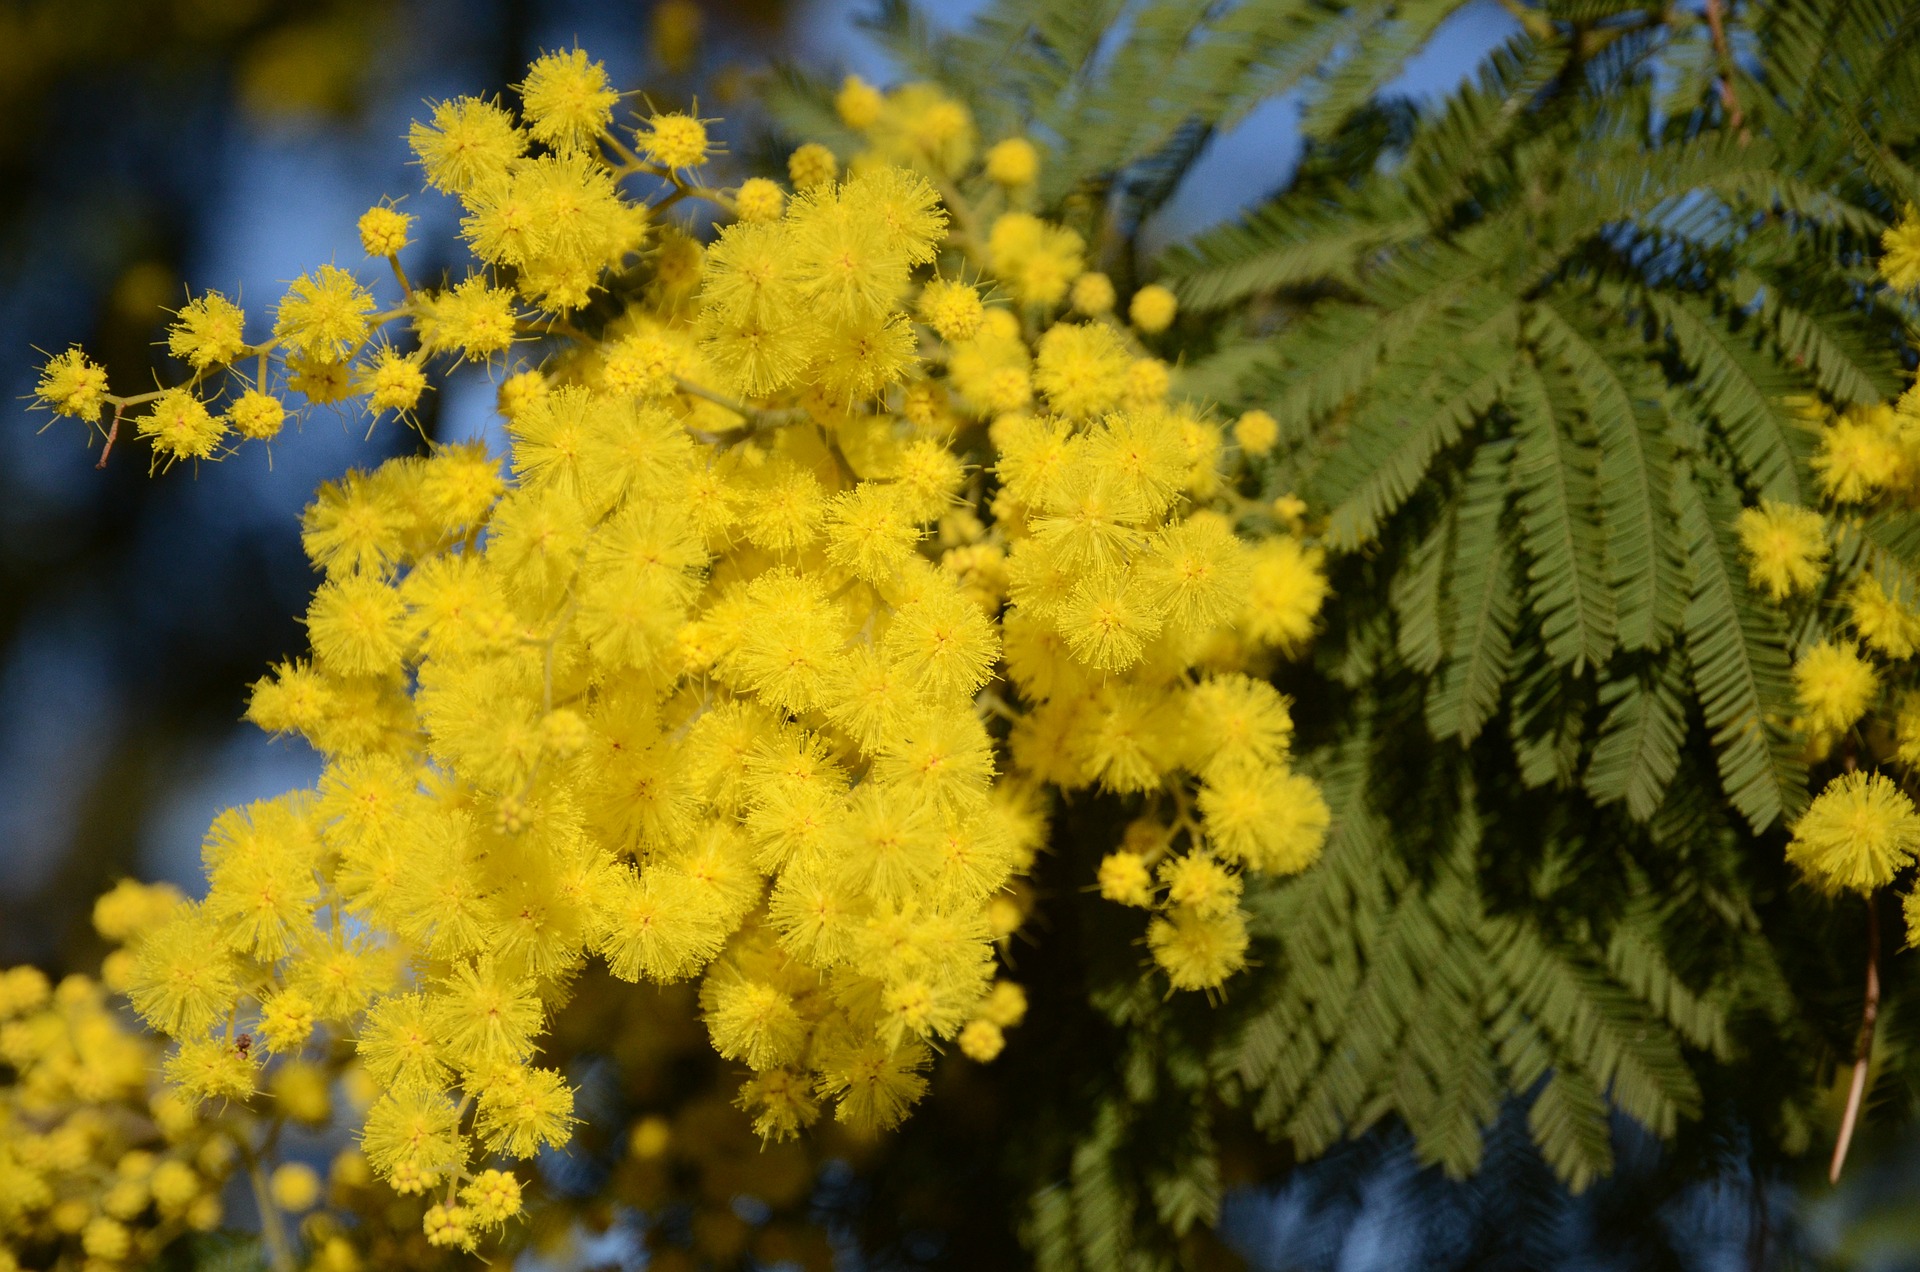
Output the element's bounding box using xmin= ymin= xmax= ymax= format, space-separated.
xmin=753 ymin=0 xmax=1920 ymax=1264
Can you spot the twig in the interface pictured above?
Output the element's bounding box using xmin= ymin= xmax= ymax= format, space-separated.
xmin=604 ymin=133 xmax=649 ymax=172
xmin=974 ymin=690 xmax=1020 ymax=723
xmin=817 ymin=420 xmax=858 ymax=483
xmin=649 ymin=179 xmax=737 ymax=217
xmin=673 ymin=376 xmax=809 ymax=431
xmin=515 ymin=317 xmax=592 ymax=343
xmin=542 ymin=594 xmax=581 ymax=714
xmin=930 ymin=173 xmax=988 ymax=271
xmin=1704 ymin=0 xmax=1748 ymax=138
xmin=95 ymin=402 xmax=125 ymax=470
xmin=443 ymin=1089 xmax=478 ymax=1207
xmin=389 ymin=254 xmax=415 ymax=300
xmin=1829 ymin=895 xmax=1880 ymax=1184
xmin=606 ymin=135 xmax=737 ymax=215
xmin=92 ymin=330 xmax=294 ymax=469
xmin=652 ymin=184 xmax=694 ymax=215
xmin=236 ymin=1134 xmax=296 ymax=1272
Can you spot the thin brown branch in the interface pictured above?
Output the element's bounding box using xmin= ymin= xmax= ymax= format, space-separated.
xmin=1704 ymin=0 xmax=1748 ymax=139
xmin=95 ymin=402 xmax=126 ymax=470
xmin=1830 ymin=895 xmax=1880 ymax=1184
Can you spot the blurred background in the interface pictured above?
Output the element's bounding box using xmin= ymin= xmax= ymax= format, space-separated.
xmin=5 ymin=0 xmax=1910 ymax=1266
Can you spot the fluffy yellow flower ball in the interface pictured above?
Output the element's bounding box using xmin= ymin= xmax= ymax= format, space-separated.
xmin=1234 ymin=409 xmax=1280 ymax=456
xmin=1097 ymin=851 xmax=1154 ymax=906
xmin=1243 ymin=537 xmax=1329 ymax=654
xmin=1070 ymin=271 xmax=1115 ymax=316
xmin=735 ymin=176 xmax=786 ymax=223
xmin=1736 ymin=501 xmax=1826 ymax=601
xmin=360 ymin=348 xmax=428 ymax=414
xmin=269 ymin=1162 xmax=321 ymax=1212
xmin=1813 ymin=408 xmax=1900 ymax=504
xmin=1129 ymin=283 xmax=1178 ymax=333
xmin=629 ymin=1115 xmax=671 ymax=1160
xmin=642 ymin=112 xmax=710 ymax=169
xmin=33 ymin=347 xmax=110 ymax=421
xmin=274 ymin=264 xmax=375 ymax=361
xmin=958 ymin=1018 xmax=1005 ymax=1061
xmin=137 ymin=389 xmax=227 ymax=465
xmin=225 ymin=389 xmax=287 ymax=441
xmin=836 ymin=74 xmax=883 ymax=130
xmin=1881 ymin=206 xmax=1920 ymax=291
xmin=409 ymin=96 xmax=525 ymax=196
xmin=1794 ymin=641 xmax=1878 ymax=736
xmin=985 ymin=137 xmax=1040 ymax=187
xmin=1850 ymin=576 xmax=1920 ymax=659
xmin=1147 ymin=908 xmax=1249 ymax=992
xmin=918 ymin=278 xmax=986 ymax=342
xmin=519 ymin=48 xmax=619 ymax=153
xmin=788 ymin=142 xmax=837 ymax=189
xmin=1788 ymin=771 xmax=1920 ymax=894
xmin=358 ymin=205 xmax=412 ymax=257
xmin=168 ymin=292 xmax=248 ymax=370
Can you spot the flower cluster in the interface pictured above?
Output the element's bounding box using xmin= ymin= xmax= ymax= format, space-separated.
xmin=35 ymin=52 xmax=1330 ymax=1258
xmin=1 ymin=885 xmax=235 ymax=1272
xmin=1742 ymin=211 xmax=1920 ymax=935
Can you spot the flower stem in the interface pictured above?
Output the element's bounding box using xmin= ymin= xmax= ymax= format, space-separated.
xmin=237 ymin=1135 xmax=296 ymax=1272
xmin=1829 ymin=894 xmax=1880 ymax=1184
xmin=673 ymin=376 xmax=809 ymax=432
xmin=95 ymin=403 xmax=125 ymax=471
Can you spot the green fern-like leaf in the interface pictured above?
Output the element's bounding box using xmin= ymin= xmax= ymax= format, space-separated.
xmin=1526 ymin=299 xmax=1688 ymax=652
xmin=1068 ymin=1098 xmax=1135 ymax=1272
xmin=1396 ymin=32 xmax=1564 ymax=221
xmin=1247 ymin=267 xmax=1483 ymax=436
xmin=1298 ymin=0 xmax=1460 ymax=139
xmin=1759 ymin=291 xmax=1905 ymax=406
xmin=1507 ymin=653 xmax=1585 ymax=790
xmin=1833 ymin=507 xmax=1920 ymax=609
xmin=1392 ymin=508 xmax=1454 ymax=674
xmin=1524 ymin=1067 xmax=1614 ymax=1193
xmin=1317 ymin=303 xmax=1518 ymax=548
xmin=1426 ymin=439 xmax=1519 ymax=742
xmin=1489 ymin=920 xmax=1701 ymax=1139
xmin=1508 ymin=358 xmax=1616 ymax=671
xmin=1583 ymin=658 xmax=1688 ymax=821
xmin=1169 ymin=203 xmax=1418 ymax=312
xmin=1676 ymin=472 xmax=1807 ymax=832
xmin=1603 ymin=898 xmax=1731 ymax=1058
xmin=1651 ymin=293 xmax=1813 ymax=504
